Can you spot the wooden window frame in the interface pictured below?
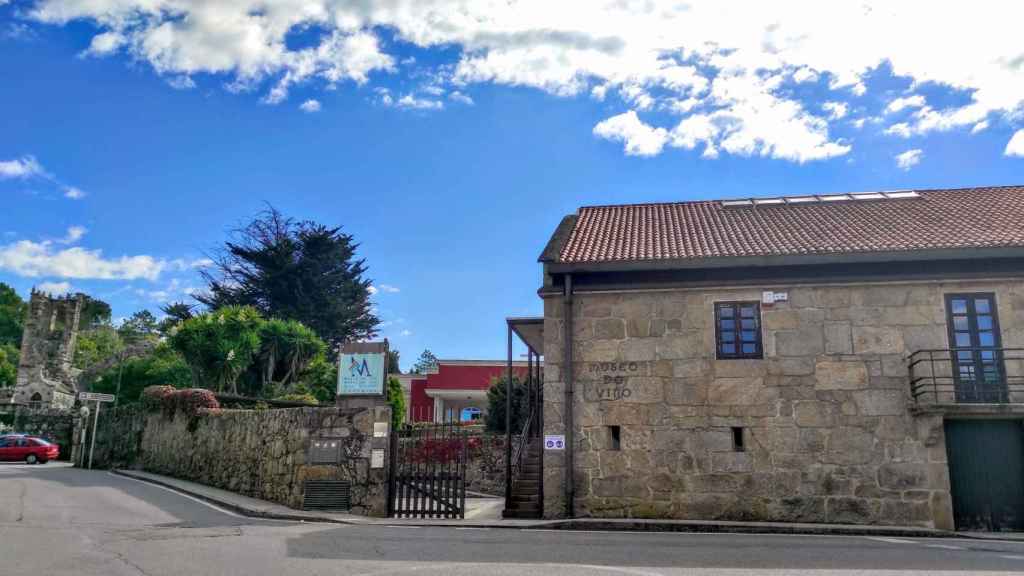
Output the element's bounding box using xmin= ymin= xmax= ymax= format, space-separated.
xmin=715 ymin=301 xmax=763 ymax=360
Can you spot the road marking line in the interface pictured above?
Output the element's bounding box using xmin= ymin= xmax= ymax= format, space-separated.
xmin=864 ymin=536 xmax=918 ymax=545
xmin=109 ymin=472 xmax=243 ymax=518
xmin=1000 ymin=554 xmax=1024 ymax=560
xmin=926 ymin=543 xmax=964 ymax=550
xmin=455 ymin=527 xmax=489 ymax=531
xmin=384 ymin=525 xmax=422 ymax=528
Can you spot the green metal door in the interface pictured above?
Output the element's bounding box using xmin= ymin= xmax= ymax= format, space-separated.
xmin=945 ymin=419 xmax=1024 ymax=531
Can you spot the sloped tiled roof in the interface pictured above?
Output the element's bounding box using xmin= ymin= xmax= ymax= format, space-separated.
xmin=554 ymin=186 xmax=1024 ymax=264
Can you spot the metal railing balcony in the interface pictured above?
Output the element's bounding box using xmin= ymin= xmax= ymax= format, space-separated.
xmin=908 ymin=348 xmax=1024 ymax=404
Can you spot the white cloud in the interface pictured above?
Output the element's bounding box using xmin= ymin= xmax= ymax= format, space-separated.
xmin=23 ymin=1 xmax=1024 ymax=161
xmin=884 ymin=123 xmax=913 ymax=138
xmin=63 ymin=186 xmax=86 ymax=199
xmin=369 ymin=283 xmax=400 ymax=295
xmin=60 ymin=225 xmax=87 ymax=245
xmin=593 ymin=111 xmax=669 ymax=157
xmin=895 ymin=148 xmax=923 ymax=171
xmin=394 ymin=94 xmax=443 ymax=111
xmin=1006 ymin=130 xmax=1024 ymax=158
xmin=971 ymin=121 xmax=989 ymax=134
xmin=367 ymin=285 xmax=378 ymax=295
xmin=822 ymin=102 xmax=847 ymax=120
xmin=84 ymin=31 xmax=125 ymax=56
xmin=399 ymin=329 xmax=412 ymax=337
xmin=0 ymin=239 xmax=165 ymax=280
xmin=0 ymin=156 xmax=46 ymax=179
xmin=166 ymin=75 xmax=196 ymax=90
xmin=885 ymin=95 xmax=926 ymax=114
xmin=448 ymin=91 xmax=474 ymax=105
xmin=299 ymin=99 xmax=322 ymax=113
xmin=36 ymin=281 xmax=73 ymax=296
xmin=0 ymin=155 xmax=89 ymax=199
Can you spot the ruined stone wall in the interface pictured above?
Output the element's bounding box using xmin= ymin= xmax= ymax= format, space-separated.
xmin=11 ymin=291 xmax=83 ymax=409
xmin=542 ymin=279 xmax=1024 ymax=528
xmin=90 ymin=406 xmax=391 ymax=516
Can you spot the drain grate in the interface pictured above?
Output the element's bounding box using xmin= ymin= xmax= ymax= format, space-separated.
xmin=302 ymin=480 xmax=351 ymax=511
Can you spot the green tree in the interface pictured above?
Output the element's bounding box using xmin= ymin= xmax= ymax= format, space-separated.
xmin=79 ymin=295 xmax=112 ymax=329
xmin=196 ymin=206 xmax=378 ymax=351
xmin=410 ymin=349 xmax=438 ymax=374
xmin=158 ymin=301 xmax=195 ymax=336
xmin=0 ymin=343 xmax=18 ymax=388
xmin=119 ymin=310 xmax=159 ymax=339
xmin=0 ymin=283 xmax=26 ymax=348
xmin=387 ymin=349 xmax=401 ymax=374
xmin=257 ymin=318 xmax=326 ymax=389
xmin=169 ymin=305 xmax=264 ymax=394
xmin=387 ymin=376 xmax=405 ymax=430
xmin=295 ymin=353 xmax=337 ymax=404
xmin=484 ymin=374 xmax=527 ymax=433
xmin=90 ymin=343 xmax=191 ymax=403
xmin=74 ymin=326 xmax=124 ymax=373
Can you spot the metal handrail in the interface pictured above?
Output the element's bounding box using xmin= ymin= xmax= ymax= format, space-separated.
xmin=508 ymin=408 xmax=535 ymax=493
xmin=907 ymin=347 xmax=1024 ymax=404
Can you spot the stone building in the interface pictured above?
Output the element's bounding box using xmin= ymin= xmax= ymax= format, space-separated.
xmin=526 ymin=185 xmax=1024 ymax=532
xmin=8 ymin=290 xmax=84 ymax=410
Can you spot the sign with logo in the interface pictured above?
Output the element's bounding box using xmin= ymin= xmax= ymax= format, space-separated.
xmin=338 ymin=341 xmax=388 ymax=396
xmin=78 ymin=392 xmax=115 ymax=403
xmin=544 ymin=435 xmax=566 ymax=450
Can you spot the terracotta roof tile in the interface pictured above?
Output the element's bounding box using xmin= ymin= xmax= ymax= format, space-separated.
xmin=556 ymin=186 xmax=1024 ymax=264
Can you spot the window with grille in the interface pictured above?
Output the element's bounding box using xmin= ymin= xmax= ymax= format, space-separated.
xmin=715 ymin=302 xmax=763 ymax=359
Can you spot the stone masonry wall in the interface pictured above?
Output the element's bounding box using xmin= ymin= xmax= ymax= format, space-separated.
xmin=542 ymin=279 xmax=1024 ymax=527
xmin=91 ymin=406 xmax=390 ymax=516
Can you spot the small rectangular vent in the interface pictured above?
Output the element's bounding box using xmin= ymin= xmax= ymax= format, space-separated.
xmin=302 ymin=480 xmax=351 ymax=511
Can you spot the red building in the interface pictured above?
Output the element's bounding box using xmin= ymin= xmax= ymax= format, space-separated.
xmin=395 ymin=360 xmax=533 ymax=423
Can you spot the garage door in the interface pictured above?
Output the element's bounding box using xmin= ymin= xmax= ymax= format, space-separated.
xmin=945 ymin=419 xmax=1024 ymax=531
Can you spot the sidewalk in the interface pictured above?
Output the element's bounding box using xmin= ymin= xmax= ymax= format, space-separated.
xmin=113 ymin=469 xmax=1018 ymax=539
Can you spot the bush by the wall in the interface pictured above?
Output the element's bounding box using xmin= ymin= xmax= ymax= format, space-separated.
xmin=141 ymin=385 xmax=176 ymax=411
xmin=171 ymin=388 xmax=220 ymax=416
xmin=140 ymin=386 xmax=219 ymax=417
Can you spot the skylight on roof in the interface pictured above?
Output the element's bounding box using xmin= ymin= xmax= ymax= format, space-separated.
xmin=721 ymin=190 xmax=920 ymax=208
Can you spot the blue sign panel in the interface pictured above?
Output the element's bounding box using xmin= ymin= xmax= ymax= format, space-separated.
xmin=338 ymin=352 xmax=385 ymax=395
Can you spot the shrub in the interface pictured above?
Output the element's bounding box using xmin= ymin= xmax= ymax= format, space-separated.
xmin=173 ymin=388 xmax=220 ymax=416
xmin=141 ymin=385 xmax=176 ymax=412
xmin=274 ymin=392 xmax=318 ymax=405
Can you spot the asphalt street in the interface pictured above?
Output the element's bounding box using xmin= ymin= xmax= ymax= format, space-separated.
xmin=3 ymin=462 xmax=1024 ymax=575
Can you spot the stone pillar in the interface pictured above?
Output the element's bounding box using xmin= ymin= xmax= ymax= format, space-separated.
xmin=542 ymin=297 xmax=568 ymax=518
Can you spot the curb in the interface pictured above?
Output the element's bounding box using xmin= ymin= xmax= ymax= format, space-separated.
xmin=112 ymin=469 xmax=358 ymax=525
xmin=113 ymin=470 xmax=974 ymax=539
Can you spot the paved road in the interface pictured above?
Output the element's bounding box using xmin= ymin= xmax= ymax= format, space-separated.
xmin=3 ymin=463 xmax=1024 ymax=575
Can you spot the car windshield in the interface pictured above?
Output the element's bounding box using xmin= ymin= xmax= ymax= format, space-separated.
xmin=29 ymin=438 xmax=52 ymax=446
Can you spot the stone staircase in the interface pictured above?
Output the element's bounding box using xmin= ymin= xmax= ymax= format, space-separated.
xmin=503 ymin=438 xmax=543 ymax=519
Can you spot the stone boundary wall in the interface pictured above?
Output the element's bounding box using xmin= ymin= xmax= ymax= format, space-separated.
xmin=463 ymin=432 xmax=507 ymax=496
xmin=0 ymin=407 xmax=76 ymax=459
xmin=89 ymin=405 xmax=389 ymax=516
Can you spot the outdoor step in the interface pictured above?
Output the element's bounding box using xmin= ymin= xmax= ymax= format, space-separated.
xmin=506 ymin=501 xmax=542 ymax=511
xmin=502 ymin=509 xmax=542 ymax=519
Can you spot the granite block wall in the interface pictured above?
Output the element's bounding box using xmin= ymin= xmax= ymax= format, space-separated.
xmin=542 ymin=280 xmax=1024 ymax=528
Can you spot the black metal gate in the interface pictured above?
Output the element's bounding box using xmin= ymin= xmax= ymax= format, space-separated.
xmin=388 ymin=422 xmax=467 ymax=518
xmin=945 ymin=419 xmax=1024 ymax=531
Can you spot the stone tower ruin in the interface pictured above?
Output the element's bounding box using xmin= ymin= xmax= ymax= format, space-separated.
xmin=10 ymin=289 xmax=85 ymax=410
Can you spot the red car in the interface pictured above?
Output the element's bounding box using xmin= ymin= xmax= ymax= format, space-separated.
xmin=0 ymin=435 xmax=60 ymax=464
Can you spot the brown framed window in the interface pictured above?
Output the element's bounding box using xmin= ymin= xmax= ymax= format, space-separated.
xmin=715 ymin=301 xmax=762 ymax=359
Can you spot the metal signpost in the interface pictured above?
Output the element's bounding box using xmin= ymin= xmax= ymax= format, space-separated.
xmin=78 ymin=392 xmax=115 ymax=469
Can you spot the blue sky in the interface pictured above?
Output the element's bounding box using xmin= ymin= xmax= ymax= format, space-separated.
xmin=1 ymin=1 xmax=1022 ymax=370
